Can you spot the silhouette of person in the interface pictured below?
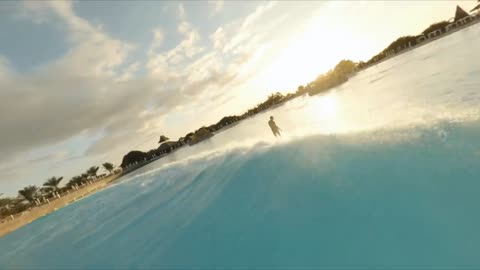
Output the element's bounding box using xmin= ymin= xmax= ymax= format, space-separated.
xmin=268 ymin=116 xmax=282 ymax=137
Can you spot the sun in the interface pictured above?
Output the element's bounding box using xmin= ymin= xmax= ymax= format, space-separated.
xmin=314 ymin=93 xmax=339 ymax=119
xmin=306 ymin=92 xmax=348 ymax=134
xmin=255 ymin=12 xmax=363 ymax=94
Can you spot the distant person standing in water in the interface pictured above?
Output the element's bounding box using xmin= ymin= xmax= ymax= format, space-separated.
xmin=268 ymin=116 xmax=282 ymax=137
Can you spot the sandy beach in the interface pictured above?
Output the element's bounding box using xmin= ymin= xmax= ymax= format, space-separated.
xmin=0 ymin=174 xmax=120 ymax=238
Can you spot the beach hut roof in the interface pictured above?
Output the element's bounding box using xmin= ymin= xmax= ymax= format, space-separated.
xmin=471 ymin=3 xmax=480 ymax=12
xmin=454 ymin=5 xmax=470 ymax=21
xmin=158 ymin=135 xmax=170 ymax=143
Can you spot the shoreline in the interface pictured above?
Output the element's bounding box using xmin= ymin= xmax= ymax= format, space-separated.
xmin=357 ymin=17 xmax=480 ymax=72
xmin=0 ymin=145 xmax=188 ymax=238
xmin=0 ymin=174 xmax=120 ymax=238
xmin=0 ymin=135 xmax=206 ymax=238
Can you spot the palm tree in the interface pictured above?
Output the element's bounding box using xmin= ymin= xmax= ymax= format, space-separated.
xmin=86 ymin=166 xmax=99 ymax=177
xmin=18 ymin=185 xmax=39 ymax=204
xmin=102 ymin=162 xmax=115 ymax=174
xmin=0 ymin=197 xmax=14 ymax=208
xmin=43 ymin=176 xmax=63 ymax=192
xmin=67 ymin=176 xmax=84 ymax=188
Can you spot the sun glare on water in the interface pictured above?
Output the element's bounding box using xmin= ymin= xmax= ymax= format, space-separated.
xmin=307 ymin=93 xmax=349 ymax=134
xmin=315 ymin=94 xmax=339 ymax=118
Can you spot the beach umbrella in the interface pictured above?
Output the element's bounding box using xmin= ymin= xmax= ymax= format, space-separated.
xmin=454 ymin=5 xmax=470 ymax=21
xmin=471 ymin=3 xmax=480 ymax=12
xmin=158 ymin=135 xmax=170 ymax=143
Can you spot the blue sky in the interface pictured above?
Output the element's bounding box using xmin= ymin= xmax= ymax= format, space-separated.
xmin=0 ymin=0 xmax=475 ymax=196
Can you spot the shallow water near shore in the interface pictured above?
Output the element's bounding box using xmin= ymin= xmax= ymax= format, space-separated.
xmin=1 ymin=24 xmax=480 ymax=269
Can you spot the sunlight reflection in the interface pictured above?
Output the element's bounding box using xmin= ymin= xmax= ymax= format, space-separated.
xmin=314 ymin=93 xmax=339 ymax=119
xmin=307 ymin=93 xmax=347 ymax=134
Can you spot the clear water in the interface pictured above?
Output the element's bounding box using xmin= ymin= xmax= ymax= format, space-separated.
xmin=1 ymin=24 xmax=480 ymax=269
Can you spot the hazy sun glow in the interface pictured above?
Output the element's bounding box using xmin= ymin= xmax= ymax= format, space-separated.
xmin=253 ymin=0 xmax=466 ymax=95
xmin=256 ymin=8 xmax=374 ymax=94
xmin=308 ymin=93 xmax=346 ymax=134
xmin=315 ymin=93 xmax=340 ymax=119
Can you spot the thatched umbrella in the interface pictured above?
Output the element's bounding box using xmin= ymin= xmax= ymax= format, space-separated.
xmin=158 ymin=135 xmax=170 ymax=144
xmin=454 ymin=5 xmax=470 ymax=21
xmin=471 ymin=3 xmax=480 ymax=12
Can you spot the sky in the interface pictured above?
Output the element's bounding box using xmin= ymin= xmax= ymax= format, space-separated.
xmin=0 ymin=0 xmax=476 ymax=196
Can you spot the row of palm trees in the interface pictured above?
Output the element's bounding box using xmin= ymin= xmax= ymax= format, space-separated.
xmin=1 ymin=162 xmax=117 ymax=219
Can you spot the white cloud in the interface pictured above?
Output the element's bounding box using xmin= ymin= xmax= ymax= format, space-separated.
xmin=147 ymin=17 xmax=204 ymax=77
xmin=210 ymin=27 xmax=226 ymax=50
xmin=45 ymin=38 xmax=133 ymax=77
xmin=0 ymin=2 xmax=161 ymax=164
xmin=205 ymin=0 xmax=285 ymax=68
xmin=178 ymin=21 xmax=191 ymax=35
xmin=148 ymin=1 xmax=293 ymax=112
xmin=241 ymin=1 xmax=277 ymax=30
xmin=148 ymin=27 xmax=165 ymax=56
xmin=153 ymin=28 xmax=164 ymax=47
xmin=118 ymin=62 xmax=140 ymax=81
xmin=37 ymin=2 xmax=133 ymax=77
